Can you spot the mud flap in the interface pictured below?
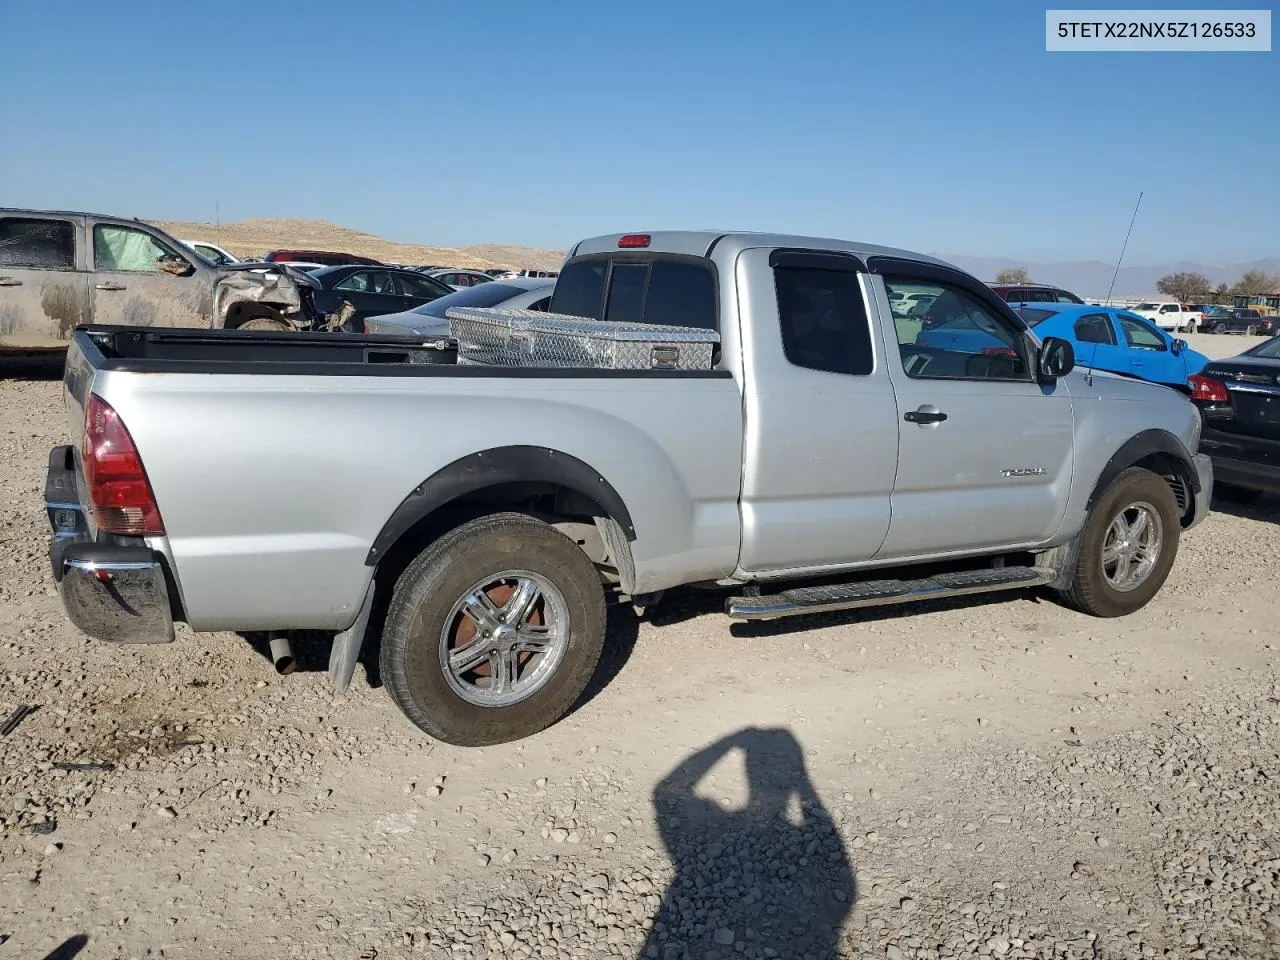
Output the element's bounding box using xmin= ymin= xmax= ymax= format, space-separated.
xmin=328 ymin=579 xmax=375 ymax=695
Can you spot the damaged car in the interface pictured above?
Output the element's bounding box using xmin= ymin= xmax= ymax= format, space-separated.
xmin=0 ymin=208 xmax=321 ymax=350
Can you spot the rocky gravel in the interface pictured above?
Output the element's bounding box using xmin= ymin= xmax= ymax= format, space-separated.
xmin=1 ymin=337 xmax=1278 ymax=959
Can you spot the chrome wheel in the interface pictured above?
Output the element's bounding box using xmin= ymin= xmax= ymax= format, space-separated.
xmin=1101 ymin=502 xmax=1163 ymax=592
xmin=439 ymin=570 xmax=570 ymax=708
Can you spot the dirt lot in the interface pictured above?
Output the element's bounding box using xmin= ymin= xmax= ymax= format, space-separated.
xmin=1 ymin=334 xmax=1277 ymax=960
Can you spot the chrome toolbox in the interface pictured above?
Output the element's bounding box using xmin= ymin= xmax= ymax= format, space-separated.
xmin=445 ymin=307 xmax=719 ymax=371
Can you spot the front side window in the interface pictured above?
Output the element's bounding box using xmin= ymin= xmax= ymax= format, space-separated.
xmin=0 ymin=217 xmax=75 ymax=269
xmin=94 ymin=225 xmax=174 ymax=272
xmin=1117 ymin=315 xmax=1167 ymax=351
xmin=1074 ymin=313 xmax=1116 ymax=344
xmin=774 ymin=264 xmax=873 ymax=376
xmin=889 ymin=277 xmax=1028 ymax=381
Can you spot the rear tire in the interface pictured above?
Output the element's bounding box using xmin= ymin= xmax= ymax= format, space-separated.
xmin=1246 ymin=324 xmax=1258 ymax=336
xmin=379 ymin=512 xmax=606 ymax=746
xmin=1055 ymin=467 xmax=1180 ymax=618
xmin=1214 ymin=322 xmax=1227 ymax=334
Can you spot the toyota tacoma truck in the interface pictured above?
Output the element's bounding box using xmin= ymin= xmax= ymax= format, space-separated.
xmin=43 ymin=230 xmax=1213 ymax=746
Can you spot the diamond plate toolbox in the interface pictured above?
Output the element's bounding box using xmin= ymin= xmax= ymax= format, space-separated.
xmin=445 ymin=307 xmax=719 ymax=370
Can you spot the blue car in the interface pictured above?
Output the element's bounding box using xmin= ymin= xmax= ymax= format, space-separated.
xmin=916 ymin=303 xmax=1210 ymax=391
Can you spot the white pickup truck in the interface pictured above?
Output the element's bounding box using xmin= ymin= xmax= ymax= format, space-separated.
xmin=1131 ymin=301 xmax=1200 ymax=333
xmin=45 ymin=230 xmax=1213 ymax=746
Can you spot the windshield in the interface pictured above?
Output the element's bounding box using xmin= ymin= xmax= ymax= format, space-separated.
xmin=411 ymin=282 xmax=531 ymax=317
xmin=1249 ymin=337 xmax=1280 ymax=359
xmin=1134 ymin=303 xmax=1158 ymax=310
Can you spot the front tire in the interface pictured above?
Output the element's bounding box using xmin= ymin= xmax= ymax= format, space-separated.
xmin=380 ymin=513 xmax=606 ymax=746
xmin=1055 ymin=467 xmax=1180 ymax=618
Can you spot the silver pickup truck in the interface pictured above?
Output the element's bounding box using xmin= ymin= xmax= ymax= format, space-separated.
xmin=44 ymin=230 xmax=1212 ymax=746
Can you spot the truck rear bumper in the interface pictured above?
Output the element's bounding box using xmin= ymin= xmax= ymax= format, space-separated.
xmin=46 ymin=445 xmax=176 ymax=644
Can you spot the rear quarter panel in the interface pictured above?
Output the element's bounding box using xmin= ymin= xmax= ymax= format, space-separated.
xmin=89 ymin=369 xmax=744 ymax=630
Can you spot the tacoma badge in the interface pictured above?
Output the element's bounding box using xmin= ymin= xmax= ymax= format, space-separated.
xmin=1001 ymin=467 xmax=1047 ymax=478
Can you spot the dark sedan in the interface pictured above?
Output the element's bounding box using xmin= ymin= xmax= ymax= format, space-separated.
xmin=309 ymin=265 xmax=454 ymax=331
xmin=1189 ymin=336 xmax=1280 ymax=500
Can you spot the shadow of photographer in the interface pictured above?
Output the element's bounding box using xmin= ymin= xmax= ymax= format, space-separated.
xmin=641 ymin=728 xmax=855 ymax=960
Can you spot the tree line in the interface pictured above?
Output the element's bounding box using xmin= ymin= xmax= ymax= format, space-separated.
xmin=992 ymin=267 xmax=1279 ymax=304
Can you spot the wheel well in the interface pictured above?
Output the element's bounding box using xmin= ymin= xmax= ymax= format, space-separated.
xmin=1131 ymin=452 xmax=1195 ymax=525
xmin=369 ymin=481 xmax=631 ymax=601
xmin=223 ymin=302 xmax=289 ymax=330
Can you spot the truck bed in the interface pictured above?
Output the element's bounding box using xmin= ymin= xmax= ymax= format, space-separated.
xmin=62 ymin=326 xmax=744 ymax=631
xmin=74 ymin=326 xmax=729 ymax=380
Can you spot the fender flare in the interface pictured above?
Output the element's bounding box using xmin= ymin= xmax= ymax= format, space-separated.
xmin=1088 ymin=428 xmax=1199 ymax=509
xmin=364 ymin=446 xmax=636 ymax=566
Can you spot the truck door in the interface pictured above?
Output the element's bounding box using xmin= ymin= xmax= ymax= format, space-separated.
xmin=0 ymin=213 xmax=89 ymax=349
xmin=868 ymin=260 xmax=1074 ymax=559
xmin=89 ymin=220 xmax=210 ymax=328
xmin=735 ymin=248 xmax=899 ymax=575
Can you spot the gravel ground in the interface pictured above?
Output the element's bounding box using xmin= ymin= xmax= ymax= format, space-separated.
xmin=1 ymin=334 xmax=1277 ymax=960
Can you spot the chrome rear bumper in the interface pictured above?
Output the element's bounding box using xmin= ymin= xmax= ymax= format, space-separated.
xmin=46 ymin=444 xmax=176 ymax=644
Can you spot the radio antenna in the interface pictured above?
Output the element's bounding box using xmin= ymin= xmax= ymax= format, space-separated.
xmin=1106 ymin=191 xmax=1143 ymax=303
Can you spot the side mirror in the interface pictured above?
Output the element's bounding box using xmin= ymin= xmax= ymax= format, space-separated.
xmin=156 ymin=254 xmax=194 ymax=277
xmin=1171 ymin=338 xmax=1187 ymax=355
xmin=1037 ymin=336 xmax=1075 ymax=384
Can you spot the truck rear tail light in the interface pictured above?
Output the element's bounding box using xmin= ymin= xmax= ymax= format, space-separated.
xmin=1187 ymin=374 xmax=1229 ymax=403
xmin=617 ymin=234 xmax=651 ymax=248
xmin=82 ymin=394 xmax=165 ymax=536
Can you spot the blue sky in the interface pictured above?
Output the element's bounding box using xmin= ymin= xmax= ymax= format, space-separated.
xmin=1 ymin=0 xmax=1275 ymax=262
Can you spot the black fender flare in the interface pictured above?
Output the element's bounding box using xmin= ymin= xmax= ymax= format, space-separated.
xmin=364 ymin=446 xmax=636 ymax=566
xmin=1088 ymin=429 xmax=1199 ymax=509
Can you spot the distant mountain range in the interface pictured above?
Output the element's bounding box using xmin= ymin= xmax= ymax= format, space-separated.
xmin=933 ymin=255 xmax=1280 ymax=299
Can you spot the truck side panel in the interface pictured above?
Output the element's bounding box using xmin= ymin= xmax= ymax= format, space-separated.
xmin=89 ymin=369 xmax=745 ymax=630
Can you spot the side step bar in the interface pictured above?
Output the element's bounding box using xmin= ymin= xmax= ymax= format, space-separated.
xmin=725 ymin=565 xmax=1055 ymax=621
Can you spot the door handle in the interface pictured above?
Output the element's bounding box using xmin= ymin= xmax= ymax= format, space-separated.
xmin=0 ymin=277 xmax=22 ymax=287
xmin=904 ymin=408 xmax=948 ymax=424
xmin=95 ymin=282 xmax=127 ymax=291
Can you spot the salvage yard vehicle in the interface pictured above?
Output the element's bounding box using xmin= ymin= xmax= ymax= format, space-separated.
xmin=44 ymin=230 xmax=1212 ymax=747
xmin=0 ymin=208 xmax=319 ymax=349
xmin=364 ymin=276 xmax=555 ymax=336
xmin=308 ymin=265 xmax=455 ymax=332
xmin=1188 ymin=335 xmax=1280 ymax=500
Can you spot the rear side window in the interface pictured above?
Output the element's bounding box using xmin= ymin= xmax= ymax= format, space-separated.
xmin=0 ymin=217 xmax=75 ymax=269
xmin=551 ymin=257 xmax=717 ymax=330
xmin=774 ymin=265 xmax=873 ymax=376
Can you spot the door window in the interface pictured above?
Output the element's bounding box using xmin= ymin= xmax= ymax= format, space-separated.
xmin=93 ymin=225 xmax=174 ymax=272
xmin=0 ymin=217 xmax=75 ymax=269
xmin=1073 ymin=313 xmax=1116 ymax=344
xmin=396 ymin=273 xmax=448 ymax=298
xmin=1117 ymin=315 xmax=1167 ymax=351
xmin=774 ymin=263 xmax=873 ymax=376
xmin=336 ymin=270 xmax=397 ymax=294
xmin=887 ymin=277 xmax=1029 ymax=381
